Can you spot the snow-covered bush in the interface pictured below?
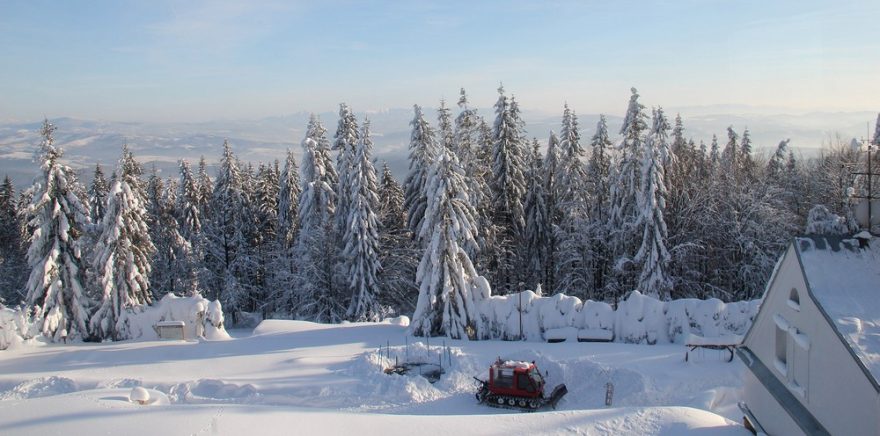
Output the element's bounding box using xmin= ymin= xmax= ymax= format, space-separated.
xmin=616 ymin=291 xmax=667 ymax=344
xmin=806 ymin=204 xmax=849 ymax=235
xmin=0 ymin=305 xmax=38 ymax=349
xmin=125 ymin=294 xmax=230 ymax=341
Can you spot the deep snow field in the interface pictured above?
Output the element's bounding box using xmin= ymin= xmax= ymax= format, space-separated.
xmin=0 ymin=320 xmax=749 ymax=435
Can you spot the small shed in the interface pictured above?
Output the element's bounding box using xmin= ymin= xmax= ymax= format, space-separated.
xmin=154 ymin=320 xmax=186 ymax=340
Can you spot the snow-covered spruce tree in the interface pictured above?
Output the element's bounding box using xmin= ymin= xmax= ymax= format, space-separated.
xmin=146 ymin=171 xmax=196 ymax=298
xmin=556 ymin=103 xmax=588 ymax=215
xmin=523 ymin=139 xmax=549 ymax=290
xmin=739 ymin=128 xmax=756 ymax=183
xmin=663 ymin=114 xmax=712 ymax=298
xmin=633 ymin=108 xmax=672 ymax=300
xmin=255 ymin=162 xmax=280 ymax=244
xmin=670 ymin=114 xmax=687 ymax=166
xmin=24 ymin=120 xmax=92 ymax=341
xmin=196 ymin=156 xmax=213 ymax=217
xmin=403 ymin=105 xmax=438 ymax=243
xmin=437 ymin=99 xmax=455 ymax=153
xmin=248 ymin=162 xmax=281 ymax=316
xmin=587 ymin=115 xmax=613 ymax=222
xmin=267 ymin=151 xmax=301 ymax=316
xmin=490 ymin=86 xmax=527 ymax=294
xmin=697 ymin=140 xmax=709 ymax=179
xmin=584 ymin=115 xmax=614 ymax=294
xmin=0 ymin=176 xmax=27 ymax=305
xmin=278 ymin=149 xmax=301 ymax=249
xmin=709 ymin=134 xmax=720 ymax=171
xmin=541 ymin=131 xmax=561 ymax=292
xmin=376 ymin=162 xmax=418 ymax=314
xmin=344 ymin=119 xmax=383 ymax=321
xmin=203 ymin=140 xmax=252 ymax=324
xmin=331 ymin=104 xmax=360 ymax=312
xmin=455 ymin=89 xmax=492 ymax=262
xmin=88 ymin=163 xmax=109 ymax=224
xmin=176 ymin=160 xmax=202 ymax=242
xmin=554 ymin=105 xmax=593 ymax=299
xmin=292 ymin=115 xmax=344 ymax=322
xmin=721 ymin=126 xmax=739 ymax=179
xmin=411 ymin=149 xmax=485 ymax=339
xmin=472 ymin=118 xmax=499 ymax=275
xmin=90 ymin=145 xmax=156 ymax=340
xmin=333 ymin=103 xmax=359 ymax=244
xmin=607 ymin=88 xmax=648 ymax=301
xmin=454 ymin=89 xmax=479 ymax=171
xmin=766 ymin=139 xmax=789 ymax=184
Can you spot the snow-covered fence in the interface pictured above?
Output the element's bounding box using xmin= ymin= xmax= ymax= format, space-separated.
xmin=478 ymin=290 xmax=759 ymax=344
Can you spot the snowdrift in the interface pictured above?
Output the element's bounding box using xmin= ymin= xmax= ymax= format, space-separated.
xmin=479 ymin=291 xmax=759 ymax=344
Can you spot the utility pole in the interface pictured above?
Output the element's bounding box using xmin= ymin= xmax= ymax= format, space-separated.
xmin=852 ymin=135 xmax=880 ymax=233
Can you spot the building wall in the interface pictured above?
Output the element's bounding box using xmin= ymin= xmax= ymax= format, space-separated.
xmin=742 ymin=368 xmax=804 ymax=436
xmin=744 ymin=244 xmax=880 ymax=436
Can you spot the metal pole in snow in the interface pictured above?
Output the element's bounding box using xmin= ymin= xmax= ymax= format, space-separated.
xmin=519 ymin=290 xmax=524 ymax=341
xmin=605 ymin=382 xmax=614 ymax=407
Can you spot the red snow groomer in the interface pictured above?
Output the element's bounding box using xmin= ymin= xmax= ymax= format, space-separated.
xmin=474 ymin=358 xmax=567 ymax=411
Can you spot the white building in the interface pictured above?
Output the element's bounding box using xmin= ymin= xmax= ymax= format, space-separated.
xmin=738 ymin=234 xmax=880 ymax=435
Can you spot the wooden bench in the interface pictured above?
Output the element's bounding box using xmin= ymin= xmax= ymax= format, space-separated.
xmin=683 ymin=334 xmax=742 ymax=362
xmin=685 ymin=343 xmax=737 ymax=362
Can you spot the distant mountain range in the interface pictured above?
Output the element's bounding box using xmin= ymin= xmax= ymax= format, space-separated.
xmin=0 ymin=108 xmax=875 ymax=189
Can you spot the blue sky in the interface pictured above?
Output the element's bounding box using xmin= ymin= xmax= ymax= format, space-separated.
xmin=1 ymin=0 xmax=877 ymax=122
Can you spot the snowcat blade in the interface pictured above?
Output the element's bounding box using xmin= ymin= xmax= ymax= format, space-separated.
xmin=546 ymin=384 xmax=567 ymax=409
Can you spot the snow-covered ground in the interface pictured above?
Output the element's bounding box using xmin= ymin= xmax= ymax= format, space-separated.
xmin=0 ymin=320 xmax=749 ymax=435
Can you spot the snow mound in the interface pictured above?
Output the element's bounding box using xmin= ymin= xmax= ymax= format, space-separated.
xmin=129 ymin=386 xmax=150 ymax=404
xmin=168 ymin=379 xmax=259 ymax=404
xmin=382 ymin=316 xmax=410 ymax=327
xmin=0 ymin=376 xmax=78 ymax=400
xmin=97 ymin=378 xmax=142 ymax=389
xmin=252 ymin=319 xmax=332 ymax=335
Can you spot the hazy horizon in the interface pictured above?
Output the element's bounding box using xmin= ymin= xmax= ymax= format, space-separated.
xmin=2 ymin=0 xmax=878 ymax=123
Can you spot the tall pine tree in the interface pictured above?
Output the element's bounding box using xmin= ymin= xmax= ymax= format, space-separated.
xmin=403 ymin=105 xmax=438 ymax=243
xmin=293 ymin=115 xmax=343 ymax=322
xmin=90 ymin=145 xmax=156 ymax=340
xmin=633 ymin=108 xmax=672 ymax=300
xmin=24 ymin=120 xmax=92 ymax=341
xmin=0 ymin=176 xmax=26 ymax=305
xmin=344 ymin=120 xmax=383 ymax=321
xmin=411 ymin=149 xmax=485 ymax=339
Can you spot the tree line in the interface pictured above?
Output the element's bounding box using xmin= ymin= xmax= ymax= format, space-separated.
xmin=0 ymin=87 xmax=877 ymax=341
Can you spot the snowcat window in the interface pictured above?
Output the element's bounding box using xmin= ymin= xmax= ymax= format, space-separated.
xmin=495 ymin=368 xmax=514 ymax=388
xmin=529 ymin=369 xmax=544 ymax=385
xmin=517 ymin=373 xmax=535 ymax=392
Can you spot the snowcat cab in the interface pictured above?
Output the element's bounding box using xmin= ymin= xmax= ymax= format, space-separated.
xmin=474 ymin=358 xmax=567 ymax=411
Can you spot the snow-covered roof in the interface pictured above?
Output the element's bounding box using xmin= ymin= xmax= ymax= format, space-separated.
xmin=498 ymin=360 xmax=532 ymax=370
xmin=795 ymin=236 xmax=880 ymax=389
xmin=155 ymin=320 xmax=186 ymax=327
